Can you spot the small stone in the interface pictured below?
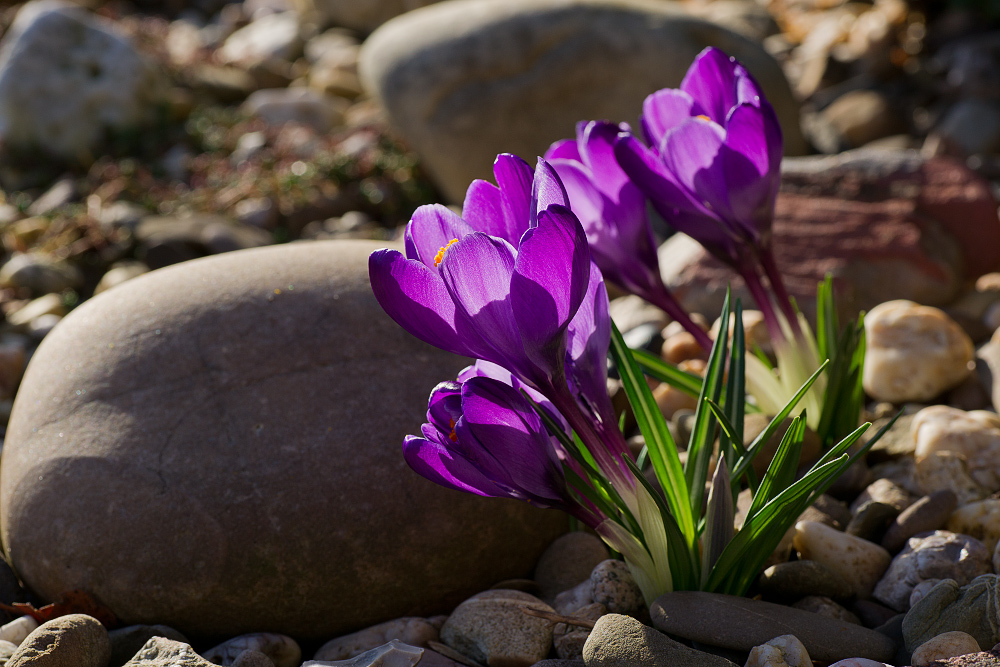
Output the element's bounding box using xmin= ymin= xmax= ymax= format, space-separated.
xmin=440 ymin=590 xmax=554 ymax=667
xmin=863 ymin=300 xmax=974 ymax=403
xmin=902 ymin=574 xmax=1000 ymax=652
xmin=826 ymin=660 xmax=893 ymax=667
xmin=123 ymin=637 xmax=215 ymax=667
xmin=883 ymin=491 xmax=959 ymax=553
xmin=793 ymin=521 xmax=892 ymax=599
xmin=590 ymin=561 xmax=644 ymax=616
xmin=757 ymin=560 xmax=854 ymax=602
xmin=909 ymin=579 xmax=943 ymax=608
xmin=7 ymin=614 xmax=109 ymax=667
xmin=821 ymin=90 xmax=902 ymax=149
xmin=231 ymin=650 xmax=274 ymax=667
xmin=852 ymin=600 xmax=899 ymax=628
xmin=791 ymin=596 xmax=860 ymax=624
xmin=94 ymin=262 xmax=149 ymax=296
xmin=661 ymin=332 xmax=703 ymax=365
xmin=0 ymin=618 xmax=36 ymax=646
xmin=913 ymin=406 xmax=1000 ymax=493
xmin=651 ymin=592 xmax=896 ymax=662
xmin=916 ymin=451 xmax=988 ymax=506
xmin=925 ymin=100 xmax=1000 ymax=158
xmin=0 ymin=640 xmax=16 ymax=665
xmin=27 ymin=179 xmax=75 ymax=217
xmin=553 ymin=580 xmax=593 ymax=616
xmin=846 ymin=502 xmax=901 ymax=543
xmin=552 ymin=603 xmax=604 ymax=661
xmin=302 ymin=640 xmax=423 ymax=667
xmin=866 ymin=413 xmax=918 ymax=463
xmin=241 ymin=88 xmax=345 ymax=132
xmin=582 ymin=613 xmax=736 ymax=667
xmin=873 ymin=531 xmax=992 ymax=611
xmin=949 ymin=499 xmax=1000 ymax=552
xmin=0 ymin=254 xmax=82 ymax=294
xmin=911 ymin=631 xmax=981 ymax=665
xmin=314 ymin=618 xmax=438 ymax=661
xmin=218 ymin=12 xmax=302 ymax=68
xmin=534 ymin=533 xmax=608 ymax=602
xmin=745 ymin=634 xmax=811 ymax=667
xmin=797 ymin=495 xmax=852 ymax=530
xmin=870 ymin=458 xmax=923 ymax=496
xmin=233 ymin=198 xmax=279 ymax=230
xmin=108 ymin=625 xmax=187 ymax=667
xmin=203 ymin=634 xmax=300 ymax=667
xmin=851 ymin=479 xmax=915 ymax=513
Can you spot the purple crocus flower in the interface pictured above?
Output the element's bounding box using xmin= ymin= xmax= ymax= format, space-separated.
xmin=546 ymin=120 xmax=712 ymax=350
xmin=403 ymin=373 xmax=602 ymax=526
xmin=613 ymin=47 xmax=794 ymax=335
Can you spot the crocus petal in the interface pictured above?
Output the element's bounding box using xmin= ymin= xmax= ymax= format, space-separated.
xmin=613 ymin=132 xmax=707 ymax=217
xmin=530 ymin=158 xmax=570 ymax=226
xmin=369 ymin=249 xmax=479 ymax=358
xmin=511 ymin=204 xmax=590 ymax=374
xmin=462 ymin=180 xmax=511 ymax=241
xmin=494 ymin=154 xmax=534 ymax=242
xmin=404 ymin=204 xmax=475 ymax=268
xmin=459 ymin=359 xmax=569 ymax=433
xmin=565 ymin=263 xmax=614 ymax=423
xmin=733 ymin=64 xmax=767 ymax=109
xmin=580 ymin=120 xmax=631 ymax=194
xmin=659 ymin=117 xmax=735 ymax=223
xmin=403 ymin=434 xmax=507 ymax=497
xmin=545 ymin=137 xmax=582 ymax=162
xmin=680 ymin=47 xmax=740 ymax=125
xmin=426 ymin=380 xmax=463 ymax=432
xmin=720 ymin=104 xmax=780 ymax=238
xmin=547 ymin=159 xmax=606 ymax=230
xmin=438 ymin=233 xmax=528 ymax=374
xmin=640 ymin=89 xmax=704 ymax=149
xmin=457 ymin=376 xmax=568 ymax=505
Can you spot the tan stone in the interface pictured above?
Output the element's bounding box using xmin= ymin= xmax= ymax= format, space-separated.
xmin=863 ymin=300 xmax=973 ymax=403
xmin=0 ymin=241 xmax=567 ymax=638
xmin=746 ymin=634 xmax=811 ymax=667
xmin=7 ymin=614 xmax=109 ymax=667
xmin=440 ymin=590 xmax=555 ymax=667
xmin=359 ymin=0 xmax=804 ymax=202
xmin=911 ymin=631 xmax=981 ymax=665
xmin=916 ymin=451 xmax=989 ymax=506
xmin=913 ymin=406 xmax=1000 ymax=492
xmin=793 ymin=521 xmax=891 ymax=599
xmin=948 ymin=500 xmax=1000 ymax=552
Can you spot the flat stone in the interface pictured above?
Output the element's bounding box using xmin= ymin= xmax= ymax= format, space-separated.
xmin=582 ymin=613 xmax=736 ymax=667
xmin=0 ymin=240 xmax=567 ymax=638
xmin=883 ymin=491 xmax=958 ymax=553
xmin=359 ymin=0 xmax=804 ymax=202
xmin=911 ymin=631 xmax=981 ymax=666
xmin=7 ymin=614 xmax=109 ymax=667
xmin=756 ymin=560 xmax=854 ymax=602
xmin=231 ymin=650 xmax=275 ymax=667
xmin=650 ymin=592 xmax=896 ymax=663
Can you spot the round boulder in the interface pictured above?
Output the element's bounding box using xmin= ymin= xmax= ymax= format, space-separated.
xmin=360 ymin=0 xmax=805 ymax=202
xmin=0 ymin=240 xmax=568 ymax=638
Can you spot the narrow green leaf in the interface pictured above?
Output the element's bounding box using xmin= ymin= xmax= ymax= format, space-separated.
xmin=722 ymin=299 xmax=747 ymax=471
xmin=632 ymin=349 xmax=703 ymax=397
xmin=701 ymin=457 xmax=735 ymax=587
xmin=744 ymin=414 xmax=805 ymax=524
xmin=610 ymin=322 xmax=696 ymax=544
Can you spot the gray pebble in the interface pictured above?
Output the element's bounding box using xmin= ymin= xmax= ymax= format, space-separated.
xmin=534 ymin=533 xmax=608 ymax=601
xmin=846 ymin=501 xmax=902 ymax=543
xmin=757 ymin=560 xmax=854 ymax=601
xmin=791 ymin=596 xmax=861 ymax=624
xmin=591 ymin=561 xmax=644 ymax=616
xmin=231 ymin=650 xmax=274 ymax=667
xmin=582 ymin=614 xmax=736 ymax=667
xmin=882 ymin=491 xmax=959 ymax=553
xmin=108 ymin=625 xmax=187 ymax=667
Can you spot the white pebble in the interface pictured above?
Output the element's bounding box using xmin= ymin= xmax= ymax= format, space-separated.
xmin=745 ymin=634 xmax=811 ymax=667
xmin=0 ymin=616 xmax=37 ymax=645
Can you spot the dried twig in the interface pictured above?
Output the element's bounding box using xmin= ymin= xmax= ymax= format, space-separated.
xmin=519 ymin=607 xmax=597 ymax=629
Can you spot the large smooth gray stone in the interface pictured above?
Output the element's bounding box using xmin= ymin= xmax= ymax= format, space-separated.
xmin=0 ymin=240 xmax=567 ymax=638
xmin=360 ymin=0 xmax=805 ymax=202
xmin=902 ymin=575 xmax=1000 ymax=653
xmin=582 ymin=613 xmax=736 ymax=667
xmin=651 ymin=591 xmax=896 ymax=662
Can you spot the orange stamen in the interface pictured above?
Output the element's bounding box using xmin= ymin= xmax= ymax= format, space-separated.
xmin=448 ymin=418 xmax=458 ymax=442
xmin=695 ymin=114 xmax=711 ymax=122
xmin=434 ymin=238 xmax=460 ymax=267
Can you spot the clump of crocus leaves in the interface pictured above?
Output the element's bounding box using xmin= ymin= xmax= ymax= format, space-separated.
xmin=369 ymin=47 xmax=889 ymax=604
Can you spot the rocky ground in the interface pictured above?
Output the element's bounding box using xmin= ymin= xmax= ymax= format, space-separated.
xmin=0 ymin=0 xmax=998 ymax=666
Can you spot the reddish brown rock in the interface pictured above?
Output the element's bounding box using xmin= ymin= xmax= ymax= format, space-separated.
xmin=0 ymin=240 xmax=568 ymax=639
xmin=661 ymin=150 xmax=1000 ymax=320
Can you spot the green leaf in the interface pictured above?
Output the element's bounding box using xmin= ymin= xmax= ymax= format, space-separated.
xmin=744 ymin=414 xmax=805 ymax=524
xmin=701 ymin=457 xmax=735 ymax=587
xmin=684 ymin=290 xmax=731 ymax=521
xmin=632 ymin=349 xmax=703 ymax=397
xmin=610 ymin=321 xmax=696 ymax=545
xmin=722 ymin=299 xmax=747 ymax=480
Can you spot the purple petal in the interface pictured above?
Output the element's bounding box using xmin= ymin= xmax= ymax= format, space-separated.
xmin=457 ymin=376 xmax=568 ymax=505
xmin=403 ymin=434 xmax=506 ymax=496
xmin=494 ymin=154 xmax=534 ymax=242
xmin=547 ymin=159 xmax=606 ymax=230
xmin=369 ymin=249 xmax=478 ymax=358
xmin=580 ymin=120 xmax=632 ymax=194
xmin=530 ymin=158 xmax=570 ymax=226
xmin=565 ymin=264 xmax=612 ymax=414
xmin=680 ymin=47 xmax=739 ymax=125
xmin=511 ymin=205 xmax=590 ymax=372
xmin=733 ymin=64 xmax=767 ymax=109
xmin=404 ymin=204 xmax=474 ymax=268
xmin=613 ymin=132 xmax=706 ymax=217
xmin=659 ymin=117 xmax=735 ymax=222
xmin=438 ymin=233 xmax=529 ymax=374
xmin=545 ymin=137 xmax=582 ymax=162
xmin=640 ymin=89 xmax=704 ymax=149
xmin=426 ymin=380 xmax=463 ymax=433
xmin=462 ymin=179 xmax=511 ymax=240
xmin=720 ymin=104 xmax=781 ymax=238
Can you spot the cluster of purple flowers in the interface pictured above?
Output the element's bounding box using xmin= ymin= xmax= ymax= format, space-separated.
xmin=369 ymin=47 xmax=790 ymax=544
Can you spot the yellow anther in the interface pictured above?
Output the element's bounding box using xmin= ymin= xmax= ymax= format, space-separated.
xmin=434 ymin=238 xmax=460 ymax=267
xmin=695 ymin=114 xmax=711 ymax=122
xmin=448 ymin=418 xmax=458 ymax=442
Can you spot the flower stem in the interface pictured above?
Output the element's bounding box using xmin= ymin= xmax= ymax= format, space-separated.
xmin=740 ymin=265 xmax=784 ymax=345
xmin=759 ymin=248 xmax=802 ymax=339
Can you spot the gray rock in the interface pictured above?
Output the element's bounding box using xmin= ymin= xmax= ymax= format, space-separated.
xmin=553 ymin=603 xmax=604 ymax=661
xmin=0 ymin=640 xmax=15 ymax=666
xmin=553 ymin=580 xmax=594 ymax=616
xmin=0 ymin=0 xmax=161 ymax=160
xmin=903 ymin=574 xmax=1000 ymax=653
xmin=0 ymin=254 xmax=82 ymax=294
xmin=882 ymin=491 xmax=959 ymax=553
xmin=925 ymin=100 xmax=1000 ymax=158
xmin=590 ymin=561 xmax=644 ymax=616
xmin=651 ymin=591 xmax=896 ymax=662
xmin=291 ymin=0 xmax=442 ymax=32
xmin=7 ymin=614 xmax=110 ymax=667
xmin=231 ymin=650 xmax=274 ymax=667
xmin=757 ymin=560 xmax=854 ymax=602
xmin=241 ymin=88 xmax=346 ymax=132
xmin=108 ymin=625 xmax=187 ymax=667
xmin=846 ymin=502 xmax=901 ymax=543
xmin=582 ymin=613 xmax=736 ymax=667
xmin=314 ymin=618 xmax=438 ymax=661
xmin=875 ymin=531 xmax=992 ymax=612
xmin=440 ymin=590 xmax=554 ymax=667
xmin=218 ymin=12 xmax=302 ymax=68
xmin=535 ymin=533 xmax=608 ymax=601
xmin=0 ymin=240 xmax=567 ymax=638
xmin=359 ymin=0 xmax=804 ymax=202
xmin=123 ymin=637 xmax=214 ymax=667
xmin=851 ymin=479 xmax=915 ymax=513
xmin=790 ymin=596 xmax=860 ymax=624
xmin=203 ymin=634 xmax=300 ymax=667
